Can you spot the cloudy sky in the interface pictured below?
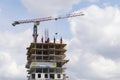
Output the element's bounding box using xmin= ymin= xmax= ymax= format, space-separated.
xmin=0 ymin=0 xmax=120 ymax=80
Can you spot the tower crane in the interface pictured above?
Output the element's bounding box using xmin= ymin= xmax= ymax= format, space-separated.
xmin=12 ymin=12 xmax=84 ymax=42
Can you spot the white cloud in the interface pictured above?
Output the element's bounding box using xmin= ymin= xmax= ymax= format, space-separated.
xmin=0 ymin=52 xmax=26 ymax=80
xmin=67 ymin=52 xmax=120 ymax=80
xmin=0 ymin=29 xmax=33 ymax=80
xmin=69 ymin=5 xmax=120 ymax=59
xmin=0 ymin=29 xmax=32 ymax=48
xmin=67 ymin=5 xmax=120 ymax=80
xmin=21 ymin=0 xmax=81 ymax=17
xmin=90 ymin=56 xmax=120 ymax=79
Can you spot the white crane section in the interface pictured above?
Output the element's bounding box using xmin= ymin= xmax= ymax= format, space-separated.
xmin=12 ymin=12 xmax=84 ymax=26
xmin=12 ymin=12 xmax=84 ymax=42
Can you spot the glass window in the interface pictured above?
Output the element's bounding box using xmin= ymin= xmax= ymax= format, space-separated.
xmin=57 ymin=74 xmax=61 ymax=78
xmin=45 ymin=74 xmax=48 ymax=78
xmin=49 ymin=68 xmax=55 ymax=73
xmin=38 ymin=74 xmax=41 ymax=78
xmin=32 ymin=74 xmax=35 ymax=79
xmin=57 ymin=62 xmax=62 ymax=67
xmin=36 ymin=68 xmax=42 ymax=73
xmin=43 ymin=68 xmax=48 ymax=73
xmin=50 ymin=74 xmax=54 ymax=79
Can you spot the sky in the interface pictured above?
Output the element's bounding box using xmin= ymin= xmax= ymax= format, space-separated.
xmin=0 ymin=0 xmax=120 ymax=80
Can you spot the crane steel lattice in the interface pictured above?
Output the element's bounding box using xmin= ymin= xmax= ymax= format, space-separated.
xmin=12 ymin=12 xmax=84 ymax=42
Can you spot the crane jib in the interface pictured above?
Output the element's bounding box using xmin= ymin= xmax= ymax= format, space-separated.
xmin=12 ymin=12 xmax=84 ymax=26
xmin=12 ymin=12 xmax=84 ymax=42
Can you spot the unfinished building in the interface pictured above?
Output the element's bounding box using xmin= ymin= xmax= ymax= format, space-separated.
xmin=26 ymin=37 xmax=69 ymax=80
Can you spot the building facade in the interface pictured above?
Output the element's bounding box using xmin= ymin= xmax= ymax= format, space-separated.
xmin=26 ymin=38 xmax=69 ymax=80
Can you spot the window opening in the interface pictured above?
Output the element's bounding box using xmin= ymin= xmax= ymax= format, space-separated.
xmin=32 ymin=74 xmax=35 ymax=79
xmin=50 ymin=74 xmax=54 ymax=79
xmin=57 ymin=74 xmax=61 ymax=78
xmin=38 ymin=74 xmax=41 ymax=78
xmin=45 ymin=74 xmax=48 ymax=78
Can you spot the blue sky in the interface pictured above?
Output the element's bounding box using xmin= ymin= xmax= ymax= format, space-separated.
xmin=0 ymin=0 xmax=120 ymax=37
xmin=1 ymin=0 xmax=120 ymax=80
xmin=0 ymin=0 xmax=73 ymax=39
xmin=0 ymin=0 xmax=115 ymax=36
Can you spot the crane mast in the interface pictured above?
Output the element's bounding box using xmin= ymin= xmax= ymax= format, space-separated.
xmin=12 ymin=12 xmax=84 ymax=42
